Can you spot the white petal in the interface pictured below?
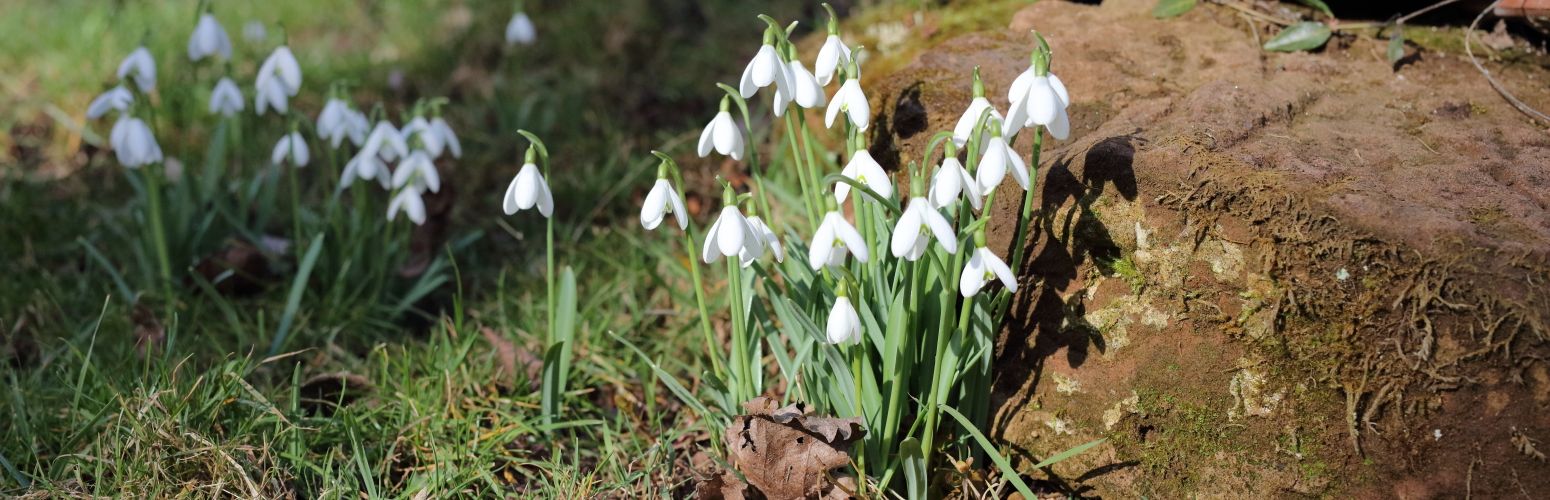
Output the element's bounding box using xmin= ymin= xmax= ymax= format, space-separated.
xmin=714 ymin=206 xmax=746 ymax=257
xmin=1003 ymin=96 xmax=1028 ymax=139
xmin=640 ymin=180 xmax=668 ymax=230
xmin=712 ymin=112 xmax=739 ymax=158
xmin=432 ymin=118 xmax=462 ymax=158
xmin=1025 ymin=77 xmax=1059 ymax=126
xmin=977 ymin=138 xmax=1008 ymax=195
xmin=831 ymin=212 xmax=869 ymax=263
xmin=271 ymin=136 xmax=291 ymax=165
xmin=826 ymin=297 xmax=860 ymax=345
xmin=513 ymin=163 xmax=542 ymax=210
xmin=667 ymin=183 xmax=688 ymax=230
xmin=952 ymin=98 xmax=994 ymax=148
xmin=983 ymin=247 xmax=1018 ymax=293
xmin=815 ymin=35 xmax=845 ymax=86
xmin=922 ymin=205 xmax=958 ymax=254
xmin=702 ymin=215 xmax=724 ymax=264
xmin=536 ymin=172 xmax=554 ymax=217
xmin=1049 ymin=73 xmax=1070 ymax=106
xmin=1008 ymin=144 xmax=1029 ymax=191
xmin=960 ymin=252 xmax=988 ymax=297
xmin=890 ymin=204 xmax=923 ymax=258
xmin=1008 ymin=68 xmax=1033 ymax=104
xmin=738 ymin=56 xmax=759 ymax=98
xmin=929 ymin=159 xmax=963 ymax=209
xmin=751 ymin=45 xmax=778 ymax=88
xmin=807 ymin=217 xmax=837 ymax=271
xmin=1047 ymin=108 xmax=1071 ymax=141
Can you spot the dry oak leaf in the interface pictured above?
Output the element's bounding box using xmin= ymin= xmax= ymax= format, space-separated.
xmin=707 ymin=396 xmax=865 ymax=499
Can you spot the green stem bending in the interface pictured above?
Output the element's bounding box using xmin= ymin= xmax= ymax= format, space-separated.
xmin=142 ymin=168 xmax=174 ymax=310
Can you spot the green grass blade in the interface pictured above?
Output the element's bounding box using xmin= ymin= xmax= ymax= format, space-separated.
xmin=268 ymin=233 xmax=325 ymax=357
xmin=939 ymin=404 xmax=1037 ymax=499
xmin=611 ymin=332 xmax=714 ymax=418
xmin=1031 ymin=437 xmax=1108 ymax=470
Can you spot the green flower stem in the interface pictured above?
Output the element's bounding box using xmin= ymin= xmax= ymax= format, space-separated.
xmin=726 ymin=259 xmax=752 ymax=403
xmin=782 ymin=112 xmax=819 ymax=229
xmin=797 ymin=111 xmax=830 ymax=221
xmin=1008 ymin=129 xmax=1043 ymax=274
xmin=850 ymin=342 xmax=866 ymax=477
xmin=141 ymin=167 xmax=174 ymax=309
xmin=668 ymin=163 xmax=725 ymax=380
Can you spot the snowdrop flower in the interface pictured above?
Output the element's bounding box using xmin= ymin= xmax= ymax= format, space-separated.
xmin=187 ymin=13 xmax=232 ymax=61
xmin=505 ymin=11 xmax=536 ymax=46
xmin=740 ymin=215 xmax=784 ymax=267
xmin=208 ymin=78 xmax=244 ymax=117
xmin=975 ymin=131 xmax=1028 ymax=195
xmin=814 ymin=4 xmax=852 ymax=86
xmin=254 ymin=46 xmax=302 ymax=115
xmin=340 ymin=148 xmax=390 ymax=189
xmin=502 ymin=162 xmax=553 ymax=218
xmin=117 ymin=47 xmax=156 ymax=92
xmin=808 ymin=211 xmax=868 ymax=270
xmin=834 ymin=149 xmax=891 ymax=204
xmin=640 ymin=178 xmax=687 ymax=231
xmin=825 ymin=77 xmax=869 ymax=131
xmin=401 ymin=116 xmax=444 ymax=157
xmin=891 ymin=198 xmax=957 ymax=261
xmin=271 ymin=131 xmax=310 ymax=167
xmin=960 ymin=244 xmax=1017 ymax=297
xmin=928 ymin=155 xmax=981 ymax=210
xmin=825 ymin=295 xmax=862 ymax=345
xmin=697 ymin=103 xmax=744 ymax=161
xmin=316 ymin=98 xmax=351 ymax=147
xmin=87 ymin=86 xmax=133 ymax=119
xmin=342 ymin=110 xmax=370 ymax=148
xmin=364 ymin=121 xmax=409 ymax=162
xmin=1006 ymin=40 xmax=1071 ymax=140
xmin=773 ymin=59 xmax=825 ymax=116
xmin=387 ymin=186 xmax=427 ymax=225
xmin=242 ymin=21 xmax=267 ymax=45
xmin=393 ymin=150 xmax=441 ymax=193
xmin=430 ymin=117 xmax=461 ymax=158
xmin=738 ymin=34 xmax=793 ymax=99
xmin=952 ymin=68 xmax=1002 ymax=148
xmin=109 ymin=117 xmax=163 ymax=168
xmin=701 ymin=205 xmax=753 ymax=264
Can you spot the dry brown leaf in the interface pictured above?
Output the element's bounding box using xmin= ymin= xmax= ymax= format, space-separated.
xmin=702 ymin=396 xmax=865 ymax=499
xmin=189 ymin=237 xmax=277 ymax=296
xmin=481 ymin=326 xmax=541 ymax=390
xmin=130 ymin=303 xmax=164 ymax=357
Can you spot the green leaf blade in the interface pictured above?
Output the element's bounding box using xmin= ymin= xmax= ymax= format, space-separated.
xmin=1263 ymin=22 xmax=1332 ymax=52
xmin=1152 ymin=0 xmax=1196 ymax=19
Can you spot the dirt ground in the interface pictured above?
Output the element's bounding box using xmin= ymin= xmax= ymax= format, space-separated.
xmin=866 ymin=0 xmax=1550 ymax=496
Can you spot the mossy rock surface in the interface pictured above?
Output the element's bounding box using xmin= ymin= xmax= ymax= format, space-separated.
xmin=858 ymin=0 xmax=1550 ymax=495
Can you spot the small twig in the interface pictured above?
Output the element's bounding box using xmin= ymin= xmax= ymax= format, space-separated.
xmin=1465 ymin=0 xmax=1550 ymax=125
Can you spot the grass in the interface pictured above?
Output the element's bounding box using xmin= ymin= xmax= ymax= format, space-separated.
xmin=0 ymin=0 xmax=830 ymax=496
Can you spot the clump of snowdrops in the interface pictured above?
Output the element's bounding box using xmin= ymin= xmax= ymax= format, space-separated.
xmin=83 ymin=2 xmax=467 ymax=354
xmin=631 ymin=6 xmax=1098 ymax=496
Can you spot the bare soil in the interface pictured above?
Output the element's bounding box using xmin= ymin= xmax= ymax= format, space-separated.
xmin=865 ymin=0 xmax=1550 ymax=496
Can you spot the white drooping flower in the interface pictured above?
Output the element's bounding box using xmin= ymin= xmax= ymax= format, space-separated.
xmin=928 ymin=156 xmax=982 ymax=210
xmin=814 ymin=34 xmax=852 ymax=87
xmin=701 ymin=205 xmax=753 ymax=264
xmin=109 ymin=117 xmax=163 ymax=168
xmin=187 ymin=13 xmax=233 ymax=61
xmin=116 ymin=47 xmax=156 ymax=92
xmin=952 ymin=96 xmax=1003 ymax=148
xmin=697 ymin=110 xmax=744 ymax=161
xmin=825 ymin=77 xmax=869 ymax=131
xmin=960 ymin=246 xmax=1017 ymax=297
xmin=364 ymin=121 xmax=409 ymax=162
xmin=975 ymin=134 xmax=1028 ymax=195
xmin=773 ymin=60 xmax=825 ymax=116
xmin=891 ymin=198 xmax=957 ymax=261
xmin=340 ymin=148 xmax=390 ymax=190
xmin=387 ymin=186 xmax=427 ymax=225
xmin=430 ymin=117 xmax=461 ymax=158
xmin=270 ymin=131 xmax=310 ymax=167
xmin=400 ymin=117 xmax=444 ymax=157
xmin=502 ymin=162 xmax=553 ymax=218
xmin=740 ymin=215 xmax=784 ymax=267
xmin=242 ymin=21 xmax=267 ymax=45
xmin=392 ymin=150 xmax=441 ymax=193
xmin=505 ymin=12 xmax=536 ymax=46
xmin=640 ymin=178 xmax=687 ymax=231
xmin=318 ymin=99 xmax=370 ymax=149
xmin=738 ymin=43 xmax=793 ymax=99
xmin=808 ymin=211 xmax=868 ymax=270
xmin=254 ymin=46 xmax=302 ymax=115
xmin=208 ymin=78 xmax=244 ymax=117
xmin=87 ymin=86 xmax=133 ymax=119
xmin=1007 ymin=70 xmax=1070 ymax=141
xmin=825 ymin=295 xmax=862 ymax=345
xmin=834 ymin=149 xmax=892 ymax=204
